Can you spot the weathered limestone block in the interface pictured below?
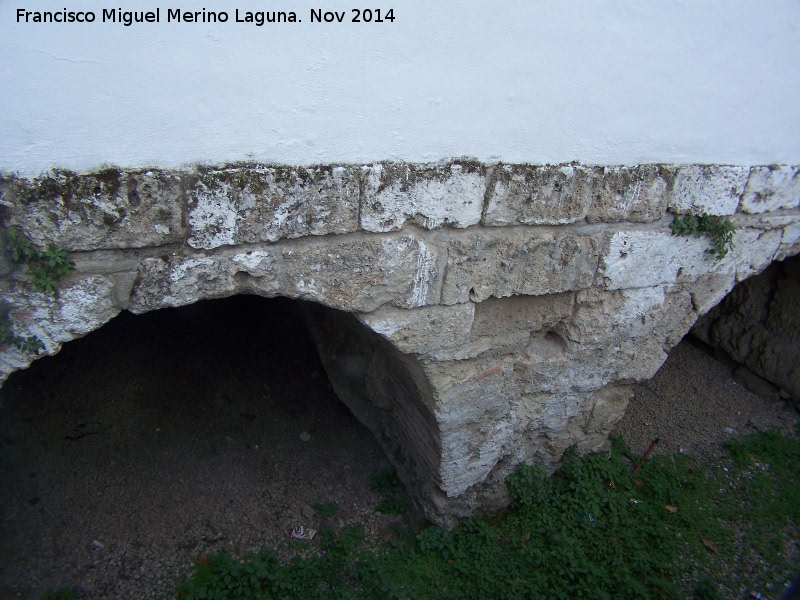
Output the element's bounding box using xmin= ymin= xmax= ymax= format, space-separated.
xmin=0 ymin=276 xmax=119 ymax=381
xmin=598 ymin=224 xmax=785 ymax=291
xmin=467 ymin=293 xmax=575 ymax=358
xmin=360 ymin=162 xmax=485 ymax=232
xmin=0 ymin=169 xmax=186 ymax=250
xmin=586 ymin=165 xmax=670 ymax=223
xmin=129 ymin=232 xmax=441 ymax=314
xmin=740 ymin=165 xmax=800 ymax=214
xmin=483 ymin=164 xmax=592 ymax=226
xmin=186 ymin=165 xmax=360 ymax=249
xmin=281 ymin=234 xmax=441 ymax=311
xmin=441 ymin=228 xmax=600 ymax=304
xmin=484 ymin=164 xmax=670 ymax=226
xmin=425 ymin=356 xmax=522 ymax=499
xmin=528 ymin=385 xmax=635 ymax=464
xmin=668 ymin=165 xmax=750 ymax=215
xmin=356 ymin=303 xmax=475 ymax=361
xmin=777 ymin=222 xmax=800 ymax=262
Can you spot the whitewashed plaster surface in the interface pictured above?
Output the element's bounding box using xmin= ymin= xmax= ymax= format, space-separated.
xmin=2 ymin=1 xmax=800 ymax=176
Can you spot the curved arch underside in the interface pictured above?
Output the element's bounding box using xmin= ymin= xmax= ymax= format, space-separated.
xmin=1 ymin=161 xmax=798 ymax=524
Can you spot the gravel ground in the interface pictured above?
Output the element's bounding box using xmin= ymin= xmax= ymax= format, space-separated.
xmin=0 ymin=295 xmax=797 ymax=600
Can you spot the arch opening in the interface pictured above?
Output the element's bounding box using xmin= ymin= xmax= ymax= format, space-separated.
xmin=611 ymin=254 xmax=800 ymax=463
xmin=0 ymin=294 xmax=428 ymax=598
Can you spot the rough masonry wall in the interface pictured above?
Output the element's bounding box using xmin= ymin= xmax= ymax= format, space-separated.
xmin=692 ymin=254 xmax=800 ymax=406
xmin=0 ymin=162 xmax=798 ymax=525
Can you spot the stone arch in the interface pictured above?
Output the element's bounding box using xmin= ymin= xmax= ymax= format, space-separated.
xmin=0 ymin=283 xmax=448 ymax=524
xmin=1 ymin=161 xmax=799 ymax=524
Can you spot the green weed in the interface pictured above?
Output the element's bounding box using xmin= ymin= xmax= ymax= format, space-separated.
xmin=370 ymin=468 xmax=400 ymax=497
xmin=312 ymin=502 xmax=340 ymax=519
xmin=670 ymin=213 xmax=736 ymax=260
xmin=6 ymin=228 xmax=75 ymax=297
xmin=371 ymin=468 xmax=408 ymax=515
xmin=173 ymin=429 xmax=800 ymax=600
xmin=41 ymin=590 xmax=77 ymax=600
xmin=0 ymin=301 xmax=44 ymax=354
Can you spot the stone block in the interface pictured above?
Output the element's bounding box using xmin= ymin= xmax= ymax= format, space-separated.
xmin=468 ymin=293 xmax=575 ymax=357
xmin=356 ymin=303 xmax=475 ymax=359
xmin=483 ymin=164 xmax=592 ymax=226
xmin=441 ymin=228 xmax=600 ymax=304
xmin=281 ymin=233 xmax=441 ymax=312
xmin=186 ymin=165 xmax=360 ymax=249
xmin=360 ymin=162 xmax=485 ymax=232
xmin=740 ymin=165 xmax=800 ymax=214
xmin=129 ymin=255 xmax=243 ymax=311
xmin=586 ymin=165 xmax=670 ymax=223
xmin=0 ymin=276 xmax=119 ymax=383
xmin=599 ymin=228 xmax=746 ymax=290
xmin=1 ymin=169 xmax=186 ymax=251
xmin=775 ymin=222 xmax=800 ymax=262
xmin=668 ymin=165 xmax=749 ymax=216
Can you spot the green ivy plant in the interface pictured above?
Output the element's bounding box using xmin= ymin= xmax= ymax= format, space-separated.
xmin=0 ymin=301 xmax=44 ymax=354
xmin=670 ymin=213 xmax=735 ymax=260
xmin=6 ymin=229 xmax=75 ymax=297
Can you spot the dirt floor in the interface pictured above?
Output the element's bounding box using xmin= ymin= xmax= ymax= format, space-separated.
xmin=0 ymin=295 xmax=797 ymax=600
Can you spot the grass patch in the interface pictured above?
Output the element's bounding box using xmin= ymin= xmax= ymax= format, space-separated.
xmin=172 ymin=428 xmax=799 ymax=599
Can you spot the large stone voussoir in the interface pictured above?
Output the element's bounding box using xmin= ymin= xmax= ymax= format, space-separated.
xmin=186 ymin=165 xmax=360 ymax=249
xmin=356 ymin=303 xmax=475 ymax=360
xmin=598 ymin=224 xmax=784 ymax=291
xmin=441 ymin=228 xmax=600 ymax=304
xmin=281 ymin=234 xmax=442 ymax=311
xmin=0 ymin=276 xmax=119 ymax=383
xmin=360 ymin=162 xmax=485 ymax=232
xmin=129 ymin=232 xmax=442 ymax=314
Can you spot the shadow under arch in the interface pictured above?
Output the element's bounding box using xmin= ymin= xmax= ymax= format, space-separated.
xmin=0 ymin=293 xmax=441 ymax=596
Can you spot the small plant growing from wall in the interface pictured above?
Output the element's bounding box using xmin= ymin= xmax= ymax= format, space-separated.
xmin=0 ymin=228 xmax=74 ymax=356
xmin=670 ymin=213 xmax=736 ymax=260
xmin=0 ymin=301 xmax=44 ymax=354
xmin=6 ymin=229 xmax=75 ymax=296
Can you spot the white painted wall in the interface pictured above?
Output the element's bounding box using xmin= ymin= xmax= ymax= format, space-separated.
xmin=2 ymin=1 xmax=799 ymax=177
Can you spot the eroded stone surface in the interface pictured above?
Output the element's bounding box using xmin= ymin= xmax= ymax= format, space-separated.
xmin=1 ymin=161 xmax=798 ymax=527
xmin=483 ymin=164 xmax=592 ymax=226
xmin=441 ymin=228 xmax=600 ymax=304
xmin=669 ymin=165 xmax=750 ymax=216
xmin=1 ymin=170 xmax=186 ymax=251
xmin=129 ymin=232 xmax=441 ymax=314
xmin=740 ymin=165 xmax=800 ymax=214
xmin=186 ymin=165 xmax=360 ymax=249
xmin=587 ymin=165 xmax=671 ymax=223
xmin=361 ymin=162 xmax=484 ymax=232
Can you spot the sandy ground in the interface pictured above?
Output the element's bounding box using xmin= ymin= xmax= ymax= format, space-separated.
xmin=0 ymin=295 xmax=797 ymax=600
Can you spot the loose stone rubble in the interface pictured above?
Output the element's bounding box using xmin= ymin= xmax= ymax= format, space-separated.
xmin=1 ymin=161 xmax=798 ymax=525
